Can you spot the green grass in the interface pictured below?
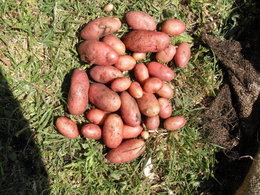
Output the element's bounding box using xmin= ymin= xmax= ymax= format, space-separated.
xmin=0 ymin=0 xmax=238 ymax=194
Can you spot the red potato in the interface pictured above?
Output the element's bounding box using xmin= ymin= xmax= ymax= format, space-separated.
xmin=156 ymin=45 xmax=176 ymax=63
xmin=55 ymin=116 xmax=79 ymax=139
xmin=89 ymin=83 xmax=121 ymax=112
xmin=90 ymin=65 xmax=123 ymax=84
xmin=128 ymin=82 xmax=143 ymax=99
xmin=114 ymin=55 xmax=136 ymax=71
xmin=85 ymin=108 xmax=108 ymax=125
xmin=78 ymin=40 xmax=119 ymax=66
xmin=103 ymin=114 xmax=123 ymax=148
xmin=81 ymin=124 xmax=102 ymax=140
xmin=158 ymin=98 xmax=172 ymax=119
xmin=143 ymin=77 xmax=163 ymax=93
xmin=137 ymin=92 xmax=160 ymax=117
xmin=134 ymin=63 xmax=149 ymax=84
xmin=125 ymin=11 xmax=156 ymax=31
xmin=110 ymin=77 xmax=131 ymax=92
xmin=120 ymin=91 xmax=141 ymax=127
xmin=106 ymin=139 xmax=146 ymax=163
xmin=80 ymin=17 xmax=121 ymax=40
xmin=156 ymin=82 xmax=174 ymax=99
xmin=132 ymin=52 xmax=146 ymax=61
xmin=174 ymin=43 xmax=191 ymax=68
xmin=163 ymin=116 xmax=187 ymax=131
xmin=122 ymin=125 xmax=143 ymax=139
xmin=102 ymin=35 xmax=126 ymax=55
xmin=123 ymin=30 xmax=170 ymax=53
xmin=67 ymin=69 xmax=89 ymax=115
xmin=145 ymin=115 xmax=160 ymax=130
xmin=161 ymin=19 xmax=186 ymax=36
xmin=147 ymin=62 xmax=175 ymax=81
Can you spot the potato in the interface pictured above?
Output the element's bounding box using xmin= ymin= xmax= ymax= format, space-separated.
xmin=137 ymin=92 xmax=160 ymax=117
xmin=80 ymin=17 xmax=121 ymax=40
xmin=174 ymin=43 xmax=191 ymax=68
xmin=163 ymin=116 xmax=187 ymax=131
xmin=125 ymin=11 xmax=156 ymax=31
xmin=106 ymin=139 xmax=145 ymax=163
xmin=161 ymin=19 xmax=186 ymax=36
xmin=134 ymin=63 xmax=149 ymax=84
xmin=103 ymin=114 xmax=123 ymax=148
xmin=120 ymin=91 xmax=141 ymax=127
xmin=67 ymin=69 xmax=89 ymax=115
xmin=90 ymin=65 xmax=123 ymax=84
xmin=85 ymin=108 xmax=108 ymax=125
xmin=143 ymin=77 xmax=163 ymax=93
xmin=147 ymin=62 xmax=175 ymax=81
xmin=140 ymin=131 xmax=149 ymax=139
xmin=110 ymin=77 xmax=131 ymax=92
xmin=114 ymin=55 xmax=136 ymax=71
xmin=155 ymin=45 xmax=176 ymax=63
xmin=55 ymin=116 xmax=79 ymax=139
xmin=122 ymin=125 xmax=143 ymax=139
xmin=89 ymin=83 xmax=121 ymax=112
xmin=156 ymin=82 xmax=174 ymax=99
xmin=145 ymin=115 xmax=160 ymax=130
xmin=102 ymin=35 xmax=126 ymax=55
xmin=78 ymin=40 xmax=119 ymax=66
xmin=158 ymin=98 xmax=172 ymax=119
xmin=103 ymin=3 xmax=113 ymax=12
xmin=128 ymin=81 xmax=143 ymax=99
xmin=132 ymin=52 xmax=146 ymax=61
xmin=81 ymin=124 xmax=102 ymax=140
xmin=123 ymin=30 xmax=170 ymax=52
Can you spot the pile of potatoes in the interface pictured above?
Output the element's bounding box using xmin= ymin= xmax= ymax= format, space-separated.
xmin=56 ymin=11 xmax=190 ymax=164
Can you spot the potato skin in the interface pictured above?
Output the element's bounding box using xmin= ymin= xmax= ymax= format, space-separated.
xmin=90 ymin=65 xmax=123 ymax=84
xmin=114 ymin=55 xmax=136 ymax=71
xmin=111 ymin=77 xmax=131 ymax=92
xmin=55 ymin=116 xmax=79 ymax=139
xmin=80 ymin=17 xmax=121 ymax=40
xmin=158 ymin=98 xmax=172 ymax=119
xmin=85 ymin=108 xmax=108 ymax=125
xmin=174 ymin=43 xmax=191 ymax=68
xmin=106 ymin=139 xmax=146 ymax=163
xmin=163 ymin=116 xmax=187 ymax=131
xmin=125 ymin=11 xmax=156 ymax=31
xmin=102 ymin=35 xmax=126 ymax=55
xmin=143 ymin=77 xmax=163 ymax=93
xmin=161 ymin=19 xmax=186 ymax=36
xmin=156 ymin=82 xmax=174 ymax=99
xmin=68 ymin=69 xmax=89 ymax=115
xmin=137 ymin=92 xmax=160 ymax=117
xmin=120 ymin=91 xmax=141 ymax=127
xmin=156 ymin=45 xmax=176 ymax=63
xmin=132 ymin=52 xmax=146 ymax=61
xmin=103 ymin=114 xmax=123 ymax=148
xmin=147 ymin=62 xmax=175 ymax=81
xmin=128 ymin=81 xmax=143 ymax=99
xmin=89 ymin=83 xmax=121 ymax=112
xmin=81 ymin=124 xmax=102 ymax=140
xmin=122 ymin=125 xmax=143 ymax=139
xmin=134 ymin=63 xmax=149 ymax=84
xmin=123 ymin=30 xmax=170 ymax=52
xmin=145 ymin=115 xmax=160 ymax=130
xmin=78 ymin=40 xmax=119 ymax=66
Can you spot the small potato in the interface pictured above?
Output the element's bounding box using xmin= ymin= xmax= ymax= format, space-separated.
xmin=106 ymin=139 xmax=146 ymax=163
xmin=137 ymin=92 xmax=160 ymax=117
xmin=132 ymin=52 xmax=146 ymax=61
xmin=145 ymin=115 xmax=160 ymax=130
xmin=81 ymin=124 xmax=102 ymax=140
xmin=147 ymin=62 xmax=175 ymax=81
xmin=141 ymin=131 xmax=149 ymax=139
xmin=55 ymin=116 xmax=79 ymax=139
xmin=156 ymin=82 xmax=174 ymax=99
xmin=90 ymin=65 xmax=123 ymax=84
xmin=123 ymin=125 xmax=143 ymax=139
xmin=163 ymin=116 xmax=187 ymax=131
xmin=103 ymin=3 xmax=113 ymax=12
xmin=125 ymin=11 xmax=156 ymax=31
xmin=158 ymin=98 xmax=172 ymax=119
xmin=78 ymin=40 xmax=119 ymax=66
xmin=85 ymin=108 xmax=108 ymax=125
xmin=80 ymin=17 xmax=121 ymax=40
xmin=128 ymin=82 xmax=143 ymax=99
xmin=102 ymin=35 xmax=126 ymax=55
xmin=89 ymin=83 xmax=121 ymax=112
xmin=114 ymin=55 xmax=136 ymax=71
xmin=174 ymin=43 xmax=191 ymax=68
xmin=155 ymin=45 xmax=176 ymax=63
xmin=110 ymin=77 xmax=131 ymax=92
xmin=68 ymin=69 xmax=89 ymax=115
xmin=143 ymin=77 xmax=163 ymax=93
xmin=134 ymin=63 xmax=149 ymax=84
xmin=161 ymin=19 xmax=186 ymax=36
xmin=103 ymin=114 xmax=123 ymax=148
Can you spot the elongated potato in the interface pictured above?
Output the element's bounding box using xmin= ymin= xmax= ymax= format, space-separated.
xmin=110 ymin=77 xmax=131 ymax=92
xmin=85 ymin=108 xmax=108 ymax=125
xmin=137 ymin=92 xmax=160 ymax=117
xmin=102 ymin=35 xmax=126 ymax=55
xmin=125 ymin=11 xmax=156 ymax=31
xmin=156 ymin=82 xmax=174 ymax=99
xmin=123 ymin=30 xmax=170 ymax=52
xmin=174 ymin=43 xmax=191 ymax=68
xmin=145 ymin=115 xmax=160 ymax=130
xmin=161 ymin=19 xmax=186 ymax=36
xmin=78 ymin=40 xmax=119 ymax=66
xmin=114 ymin=55 xmax=136 ymax=71
xmin=147 ymin=62 xmax=175 ymax=81
xmin=103 ymin=114 xmax=123 ymax=148
xmin=132 ymin=52 xmax=146 ymax=61
xmin=68 ymin=69 xmax=89 ymax=115
xmin=122 ymin=125 xmax=143 ymax=139
xmin=155 ymin=45 xmax=176 ymax=63
xmin=81 ymin=124 xmax=102 ymax=140
xmin=134 ymin=63 xmax=149 ymax=84
xmin=90 ymin=65 xmax=123 ymax=84
xmin=55 ymin=116 xmax=79 ymax=139
xmin=143 ymin=77 xmax=163 ymax=93
xmin=163 ymin=116 xmax=187 ymax=131
xmin=106 ymin=139 xmax=146 ymax=163
xmin=120 ymin=91 xmax=141 ymax=127
xmin=128 ymin=82 xmax=143 ymax=99
xmin=81 ymin=17 xmax=121 ymax=40
xmin=89 ymin=83 xmax=121 ymax=112
xmin=158 ymin=98 xmax=172 ymax=119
